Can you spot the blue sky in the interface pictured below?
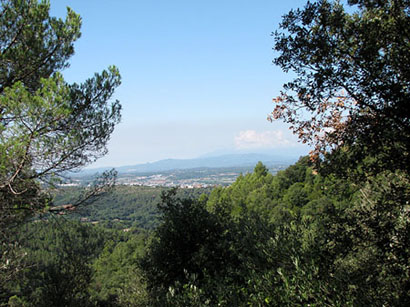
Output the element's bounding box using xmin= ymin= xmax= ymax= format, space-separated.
xmin=50 ymin=0 xmax=310 ymax=168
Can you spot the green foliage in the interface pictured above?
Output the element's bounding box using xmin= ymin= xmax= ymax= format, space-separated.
xmin=1 ymin=219 xmax=151 ymax=306
xmin=90 ymin=233 xmax=149 ymax=306
xmin=206 ymin=157 xmax=331 ymax=224
xmin=0 ymin=0 xmax=81 ymax=93
xmin=320 ymin=171 xmax=410 ymax=305
xmin=2 ymin=219 xmax=107 ymax=306
xmin=206 ymin=161 xmax=275 ymax=218
xmin=0 ymin=3 xmax=120 ymax=198
xmin=270 ymin=0 xmax=410 ymax=175
xmin=0 ymin=0 xmax=121 ymax=289
xmin=1 ymin=1 xmax=408 ymax=306
xmin=7 ymin=295 xmax=28 ymax=307
xmin=266 ymin=2 xmax=410 ymax=303
xmin=141 ymin=189 xmax=235 ymax=306
xmin=3 ymin=158 xmax=406 ymax=306
xmin=53 ymin=185 xmax=212 ymax=230
xmin=140 ymin=157 xmax=409 ymax=305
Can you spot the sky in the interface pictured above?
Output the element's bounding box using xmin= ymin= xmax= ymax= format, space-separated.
xmin=50 ymin=0 xmax=311 ymax=168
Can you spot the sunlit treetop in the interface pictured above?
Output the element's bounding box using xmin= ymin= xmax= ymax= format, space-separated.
xmin=270 ymin=0 xmax=410 ymax=174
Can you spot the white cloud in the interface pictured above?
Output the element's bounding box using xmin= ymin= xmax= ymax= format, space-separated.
xmin=234 ymin=130 xmax=294 ymax=149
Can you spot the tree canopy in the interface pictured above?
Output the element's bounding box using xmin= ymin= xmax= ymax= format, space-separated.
xmin=1 ymin=0 xmax=409 ymax=305
xmin=0 ymin=0 xmax=121 ymax=287
xmin=0 ymin=0 xmax=121 ymax=219
xmin=269 ymin=0 xmax=410 ymax=175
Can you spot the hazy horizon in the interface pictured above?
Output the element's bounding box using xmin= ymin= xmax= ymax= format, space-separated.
xmin=83 ymin=149 xmax=307 ymax=171
xmin=50 ymin=0 xmax=310 ymax=168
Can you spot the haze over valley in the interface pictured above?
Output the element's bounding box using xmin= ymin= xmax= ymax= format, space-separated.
xmin=69 ymin=152 xmax=297 ymax=187
xmin=2 ymin=0 xmax=407 ymax=305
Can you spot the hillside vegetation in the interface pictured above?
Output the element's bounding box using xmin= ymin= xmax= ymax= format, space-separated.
xmin=1 ymin=0 xmax=409 ymax=306
xmin=2 ymin=155 xmax=409 ymax=306
xmin=53 ymin=185 xmax=213 ymax=230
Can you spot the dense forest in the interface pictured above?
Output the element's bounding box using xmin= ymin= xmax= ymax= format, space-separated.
xmin=52 ymin=185 xmax=213 ymax=230
xmin=2 ymin=156 xmax=408 ymax=306
xmin=1 ymin=0 xmax=409 ymax=306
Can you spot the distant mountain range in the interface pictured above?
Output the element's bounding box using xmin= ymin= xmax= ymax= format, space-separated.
xmin=75 ymin=153 xmax=302 ymax=177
